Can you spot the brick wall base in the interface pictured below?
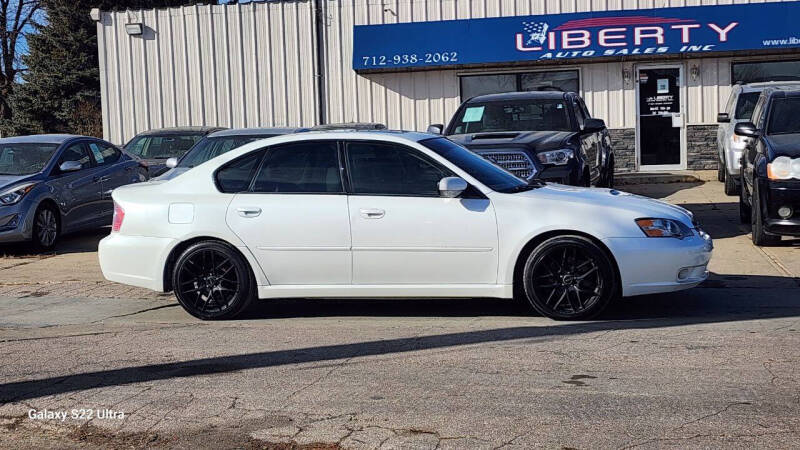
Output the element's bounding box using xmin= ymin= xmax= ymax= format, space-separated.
xmin=608 ymin=125 xmax=720 ymax=172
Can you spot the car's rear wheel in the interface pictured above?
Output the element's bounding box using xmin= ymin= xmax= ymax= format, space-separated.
xmin=751 ymin=182 xmax=780 ymax=246
xmin=723 ymin=170 xmax=738 ymax=196
xmin=32 ymin=205 xmax=59 ymax=251
xmin=521 ymin=236 xmax=616 ymax=320
xmin=172 ymin=241 xmax=255 ymax=320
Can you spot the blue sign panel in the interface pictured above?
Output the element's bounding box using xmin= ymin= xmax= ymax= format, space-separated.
xmin=353 ymin=2 xmax=800 ymax=70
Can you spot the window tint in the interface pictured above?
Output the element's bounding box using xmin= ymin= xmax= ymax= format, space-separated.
xmin=767 ymin=97 xmax=800 ymax=135
xmin=252 ymin=141 xmax=342 ymax=193
xmin=88 ymin=142 xmax=121 ymax=166
xmin=215 ymin=150 xmax=264 ymax=193
xmin=57 ymin=143 xmax=92 ymax=171
xmin=460 ymin=70 xmax=579 ymax=100
xmin=573 ymin=99 xmax=586 ymax=129
xmin=449 ymin=99 xmax=572 ymax=134
xmin=734 ymin=92 xmax=760 ymax=120
xmin=179 ymin=135 xmax=271 ymax=168
xmin=124 ymin=135 xmax=203 ymax=158
xmin=347 ymin=142 xmax=450 ymax=196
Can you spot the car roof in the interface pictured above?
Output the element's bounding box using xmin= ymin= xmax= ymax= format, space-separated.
xmin=762 ymin=85 xmax=800 ymax=98
xmin=207 ymin=127 xmax=309 ymax=138
xmin=0 ymin=134 xmax=85 ymax=145
xmin=135 ymin=126 xmax=225 ymax=137
xmin=740 ymin=81 xmax=800 ymax=92
xmin=466 ymin=91 xmax=568 ymax=103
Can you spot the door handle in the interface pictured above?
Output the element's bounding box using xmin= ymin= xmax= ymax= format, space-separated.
xmin=360 ymin=208 xmax=385 ymax=219
xmin=237 ymin=207 xmax=262 ymax=218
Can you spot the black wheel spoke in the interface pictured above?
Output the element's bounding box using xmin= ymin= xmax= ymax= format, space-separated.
xmin=529 ymin=242 xmax=606 ymax=317
xmin=177 ymin=247 xmax=242 ymax=317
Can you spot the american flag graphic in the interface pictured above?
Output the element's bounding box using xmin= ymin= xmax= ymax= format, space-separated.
xmin=523 ymin=21 xmax=549 ymax=45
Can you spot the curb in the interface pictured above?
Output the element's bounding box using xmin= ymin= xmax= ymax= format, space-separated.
xmin=615 ymin=170 xmax=717 ymax=185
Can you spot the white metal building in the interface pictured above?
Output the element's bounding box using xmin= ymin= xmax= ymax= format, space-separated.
xmin=93 ymin=0 xmax=800 ymax=172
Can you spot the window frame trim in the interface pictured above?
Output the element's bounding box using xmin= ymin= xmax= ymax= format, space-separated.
xmin=245 ymin=140 xmax=346 ymax=195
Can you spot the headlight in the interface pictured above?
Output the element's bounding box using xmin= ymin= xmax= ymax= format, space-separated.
xmin=635 ymin=218 xmax=692 ymax=238
xmin=0 ymin=182 xmax=37 ymax=206
xmin=767 ymin=156 xmax=800 ymax=180
xmin=536 ymin=149 xmax=574 ymax=165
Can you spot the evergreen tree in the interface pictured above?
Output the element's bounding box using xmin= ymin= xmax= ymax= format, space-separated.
xmin=6 ymin=0 xmax=205 ymax=137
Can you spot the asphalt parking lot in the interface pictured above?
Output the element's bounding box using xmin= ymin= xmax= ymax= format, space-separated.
xmin=0 ymin=176 xmax=798 ymax=449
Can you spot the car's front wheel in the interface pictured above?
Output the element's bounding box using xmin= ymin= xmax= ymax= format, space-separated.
xmin=520 ymin=236 xmax=617 ymax=320
xmin=751 ymin=182 xmax=780 ymax=246
xmin=172 ymin=241 xmax=256 ymax=320
xmin=723 ymin=169 xmax=738 ymax=196
xmin=32 ymin=205 xmax=59 ymax=251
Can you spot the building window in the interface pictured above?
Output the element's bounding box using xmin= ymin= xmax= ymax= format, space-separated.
xmin=732 ymin=60 xmax=800 ymax=84
xmin=460 ymin=70 xmax=579 ymax=100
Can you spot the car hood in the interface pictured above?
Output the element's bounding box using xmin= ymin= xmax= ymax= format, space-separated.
xmin=0 ymin=174 xmax=38 ymax=191
xmin=765 ymin=133 xmax=800 ymax=158
xmin=447 ymin=131 xmax=574 ymax=152
xmin=513 ymin=184 xmax=695 ymax=226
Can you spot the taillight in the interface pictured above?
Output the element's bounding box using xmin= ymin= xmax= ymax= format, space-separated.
xmin=112 ymin=203 xmax=125 ymax=232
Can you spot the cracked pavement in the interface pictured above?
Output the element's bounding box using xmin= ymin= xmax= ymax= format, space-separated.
xmin=0 ymin=177 xmax=799 ymax=449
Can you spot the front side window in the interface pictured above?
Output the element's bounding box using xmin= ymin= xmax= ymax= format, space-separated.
xmin=0 ymin=143 xmax=60 ymax=176
xmin=346 ymin=142 xmax=450 ymax=196
xmin=448 ymin=99 xmax=572 ymax=134
xmin=767 ymin=97 xmax=800 ymax=135
xmin=734 ymin=92 xmax=760 ymax=120
xmin=88 ymin=142 xmax=121 ymax=166
xmin=124 ymin=134 xmax=203 ymax=159
xmin=57 ymin=143 xmax=92 ymax=172
xmin=252 ymin=141 xmax=342 ymax=193
xmin=215 ymin=150 xmax=264 ymax=193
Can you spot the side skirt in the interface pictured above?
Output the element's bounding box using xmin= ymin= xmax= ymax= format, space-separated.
xmin=257 ymin=284 xmax=514 ymax=299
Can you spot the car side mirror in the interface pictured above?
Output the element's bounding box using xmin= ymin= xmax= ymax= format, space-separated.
xmin=438 ymin=176 xmax=468 ymax=198
xmin=717 ymin=113 xmax=730 ymax=123
xmin=734 ymin=122 xmax=759 ymax=137
xmin=165 ymin=157 xmax=178 ymax=169
xmin=427 ymin=124 xmax=444 ymax=135
xmin=582 ymin=118 xmax=605 ymax=133
xmin=59 ymin=160 xmax=82 ymax=173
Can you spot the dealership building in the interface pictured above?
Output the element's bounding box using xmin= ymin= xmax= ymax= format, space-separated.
xmin=93 ymin=0 xmax=800 ymax=173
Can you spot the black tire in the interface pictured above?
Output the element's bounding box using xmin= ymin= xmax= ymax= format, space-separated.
xmin=31 ymin=204 xmax=59 ymax=251
xmin=723 ymin=170 xmax=738 ymax=196
xmin=751 ymin=182 xmax=780 ymax=246
xmin=739 ymin=179 xmax=751 ymax=224
xmin=605 ymin=157 xmax=615 ymax=188
xmin=172 ymin=240 xmax=256 ymax=320
xmin=520 ymin=236 xmax=617 ymax=320
xmin=717 ymin=159 xmax=725 ymax=182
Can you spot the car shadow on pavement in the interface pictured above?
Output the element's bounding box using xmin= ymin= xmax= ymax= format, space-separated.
xmin=1 ymin=273 xmax=798 ymax=403
xmin=0 ymin=228 xmax=108 ymax=257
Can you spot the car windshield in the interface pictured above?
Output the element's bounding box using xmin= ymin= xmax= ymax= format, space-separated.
xmin=0 ymin=143 xmax=60 ymax=176
xmin=124 ymin=134 xmax=204 ymax=159
xmin=447 ymin=99 xmax=572 ymax=134
xmin=767 ymin=97 xmax=800 ymax=135
xmin=734 ymin=92 xmax=760 ymax=120
xmin=421 ymin=137 xmax=536 ymax=193
xmin=178 ymin=135 xmax=276 ymax=168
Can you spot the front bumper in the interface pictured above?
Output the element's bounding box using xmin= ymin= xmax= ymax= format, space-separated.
xmin=761 ymin=180 xmax=800 ymax=236
xmin=0 ymin=200 xmax=34 ymax=244
xmin=603 ymin=232 xmax=713 ymax=297
xmin=99 ymin=233 xmax=177 ymax=291
xmin=537 ymin=162 xmax=582 ymax=185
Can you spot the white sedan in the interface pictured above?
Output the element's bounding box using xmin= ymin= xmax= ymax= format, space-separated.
xmin=99 ymin=131 xmax=713 ymax=320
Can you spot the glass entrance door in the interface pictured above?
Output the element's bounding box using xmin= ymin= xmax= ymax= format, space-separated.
xmin=637 ymin=66 xmax=685 ymax=170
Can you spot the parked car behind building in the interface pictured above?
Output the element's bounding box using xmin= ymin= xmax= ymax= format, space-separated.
xmin=736 ymin=85 xmax=800 ymax=246
xmin=717 ymin=81 xmax=800 ymax=195
xmin=124 ymin=126 xmax=225 ymax=177
xmin=429 ymin=91 xmax=614 ymax=187
xmin=0 ymin=134 xmax=145 ymax=250
xmin=157 ymin=127 xmax=309 ymax=180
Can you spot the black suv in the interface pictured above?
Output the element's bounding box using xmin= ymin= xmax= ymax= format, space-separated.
xmin=429 ymin=91 xmax=615 ymax=187
xmin=736 ymin=86 xmax=800 ymax=245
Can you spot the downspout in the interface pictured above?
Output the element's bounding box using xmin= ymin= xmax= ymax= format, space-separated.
xmin=313 ymin=0 xmax=327 ymax=126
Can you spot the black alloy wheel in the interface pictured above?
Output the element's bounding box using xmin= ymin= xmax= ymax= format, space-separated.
xmin=173 ymin=241 xmax=255 ymax=320
xmin=32 ymin=205 xmax=59 ymax=251
xmin=751 ymin=182 xmax=780 ymax=246
xmin=521 ymin=236 xmax=616 ymax=320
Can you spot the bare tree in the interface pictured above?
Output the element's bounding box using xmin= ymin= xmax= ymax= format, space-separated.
xmin=0 ymin=0 xmax=40 ymax=124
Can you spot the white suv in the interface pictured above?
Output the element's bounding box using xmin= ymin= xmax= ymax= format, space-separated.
xmin=717 ymin=81 xmax=800 ymax=195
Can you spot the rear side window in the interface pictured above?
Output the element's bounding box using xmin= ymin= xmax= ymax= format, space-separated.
xmin=88 ymin=142 xmax=121 ymax=166
xmin=252 ymin=141 xmax=342 ymax=193
xmin=215 ymin=150 xmax=264 ymax=193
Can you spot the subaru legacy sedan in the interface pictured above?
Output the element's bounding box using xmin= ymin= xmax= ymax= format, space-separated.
xmin=99 ymin=131 xmax=712 ymax=320
xmin=0 ymin=134 xmax=145 ymax=250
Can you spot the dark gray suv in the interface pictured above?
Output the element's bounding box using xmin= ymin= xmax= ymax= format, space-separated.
xmin=0 ymin=134 xmax=145 ymax=250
